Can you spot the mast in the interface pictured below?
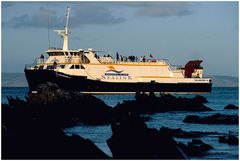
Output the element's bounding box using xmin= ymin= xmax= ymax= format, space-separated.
xmin=54 ymin=7 xmax=70 ymax=51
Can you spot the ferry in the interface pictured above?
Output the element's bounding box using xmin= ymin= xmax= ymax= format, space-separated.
xmin=25 ymin=7 xmax=212 ymax=93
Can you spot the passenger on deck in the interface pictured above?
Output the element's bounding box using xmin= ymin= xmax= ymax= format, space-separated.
xmin=40 ymin=54 xmax=44 ymax=63
xmin=128 ymin=55 xmax=135 ymax=62
xmin=107 ymin=54 xmax=112 ymax=58
xmin=53 ymin=61 xmax=57 ymax=69
xmin=143 ymin=56 xmax=146 ymax=62
xmin=116 ymin=52 xmax=119 ymax=61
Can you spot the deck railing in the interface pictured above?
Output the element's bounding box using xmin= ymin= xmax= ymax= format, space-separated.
xmin=99 ymin=59 xmax=170 ymax=65
xmin=25 ymin=57 xmax=48 ymax=69
xmin=25 ymin=56 xmax=185 ymax=71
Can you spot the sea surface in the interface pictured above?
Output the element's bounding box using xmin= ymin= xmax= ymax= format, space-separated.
xmin=1 ymin=87 xmax=239 ymax=159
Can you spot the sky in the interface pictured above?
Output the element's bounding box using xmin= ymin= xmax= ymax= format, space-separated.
xmin=1 ymin=1 xmax=239 ymax=77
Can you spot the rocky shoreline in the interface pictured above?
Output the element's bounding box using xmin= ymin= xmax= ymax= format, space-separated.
xmin=2 ymin=83 xmax=238 ymax=159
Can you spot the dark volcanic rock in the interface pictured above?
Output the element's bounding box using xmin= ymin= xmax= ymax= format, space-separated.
xmin=107 ymin=115 xmax=186 ymax=159
xmin=159 ymin=127 xmax=219 ymax=138
xmin=224 ymin=104 xmax=239 ymax=110
xmin=3 ymin=82 xmax=113 ymax=126
xmin=2 ymin=121 xmax=110 ymax=159
xmin=183 ymin=113 xmax=238 ymax=124
xmin=193 ymin=95 xmax=208 ymax=103
xmin=219 ymin=135 xmax=239 ymax=145
xmin=178 ymin=139 xmax=213 ymax=157
xmin=114 ymin=93 xmax=212 ymax=116
xmin=2 ymin=83 xmax=114 ymax=159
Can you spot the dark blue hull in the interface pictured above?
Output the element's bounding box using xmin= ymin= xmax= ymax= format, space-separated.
xmin=24 ymin=69 xmax=212 ymax=93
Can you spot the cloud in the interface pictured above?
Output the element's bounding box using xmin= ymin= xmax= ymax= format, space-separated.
xmin=3 ymin=4 xmax=126 ymax=28
xmin=2 ymin=2 xmax=15 ymax=8
xmin=3 ymin=7 xmax=60 ymax=28
xmin=133 ymin=2 xmax=193 ymax=18
xmin=2 ymin=2 xmax=193 ymax=28
xmin=70 ymin=4 xmax=125 ymax=27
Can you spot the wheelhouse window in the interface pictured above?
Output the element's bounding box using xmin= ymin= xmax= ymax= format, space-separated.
xmin=48 ymin=52 xmax=64 ymax=56
xmin=70 ymin=52 xmax=80 ymax=56
xmin=80 ymin=65 xmax=85 ymax=69
xmin=69 ymin=65 xmax=81 ymax=69
xmin=75 ymin=65 xmax=80 ymax=69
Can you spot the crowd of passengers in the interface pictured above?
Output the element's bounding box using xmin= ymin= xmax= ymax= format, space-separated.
xmin=95 ymin=52 xmax=154 ymax=62
xmin=38 ymin=52 xmax=155 ymax=66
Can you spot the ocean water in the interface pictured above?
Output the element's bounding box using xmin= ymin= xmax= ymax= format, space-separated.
xmin=1 ymin=87 xmax=239 ymax=159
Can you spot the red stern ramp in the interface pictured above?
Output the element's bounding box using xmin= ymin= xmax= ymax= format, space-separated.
xmin=184 ymin=60 xmax=203 ymax=78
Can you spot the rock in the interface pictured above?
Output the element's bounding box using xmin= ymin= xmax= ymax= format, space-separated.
xmin=7 ymin=96 xmax=27 ymax=107
xmin=159 ymin=126 xmax=219 ymax=138
xmin=107 ymin=115 xmax=186 ymax=159
xmin=2 ymin=83 xmax=114 ymax=159
xmin=224 ymin=104 xmax=238 ymax=110
xmin=228 ymin=135 xmax=239 ymax=145
xmin=219 ymin=135 xmax=239 ymax=145
xmin=160 ymin=127 xmax=197 ymax=138
xmin=183 ymin=113 xmax=238 ymax=124
xmin=193 ymin=95 xmax=208 ymax=103
xmin=114 ymin=93 xmax=212 ymax=116
xmin=2 ymin=121 xmax=110 ymax=159
xmin=178 ymin=139 xmax=213 ymax=157
xmin=3 ymin=82 xmax=113 ymax=126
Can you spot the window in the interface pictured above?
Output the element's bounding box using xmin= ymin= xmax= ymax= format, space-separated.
xmin=75 ymin=65 xmax=80 ymax=69
xmin=70 ymin=65 xmax=74 ymax=69
xmin=80 ymin=65 xmax=85 ymax=69
xmin=60 ymin=65 xmax=65 ymax=69
xmin=47 ymin=65 xmax=54 ymax=70
xmin=65 ymin=52 xmax=68 ymax=56
xmin=48 ymin=52 xmax=64 ymax=56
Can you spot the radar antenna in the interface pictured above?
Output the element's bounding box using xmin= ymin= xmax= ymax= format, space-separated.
xmin=54 ymin=7 xmax=70 ymax=51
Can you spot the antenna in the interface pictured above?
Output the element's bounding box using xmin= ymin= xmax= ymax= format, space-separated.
xmin=65 ymin=7 xmax=70 ymax=32
xmin=48 ymin=8 xmax=50 ymax=48
xmin=54 ymin=7 xmax=70 ymax=51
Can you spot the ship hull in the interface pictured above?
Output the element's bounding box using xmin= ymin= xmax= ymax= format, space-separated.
xmin=25 ymin=69 xmax=212 ymax=93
